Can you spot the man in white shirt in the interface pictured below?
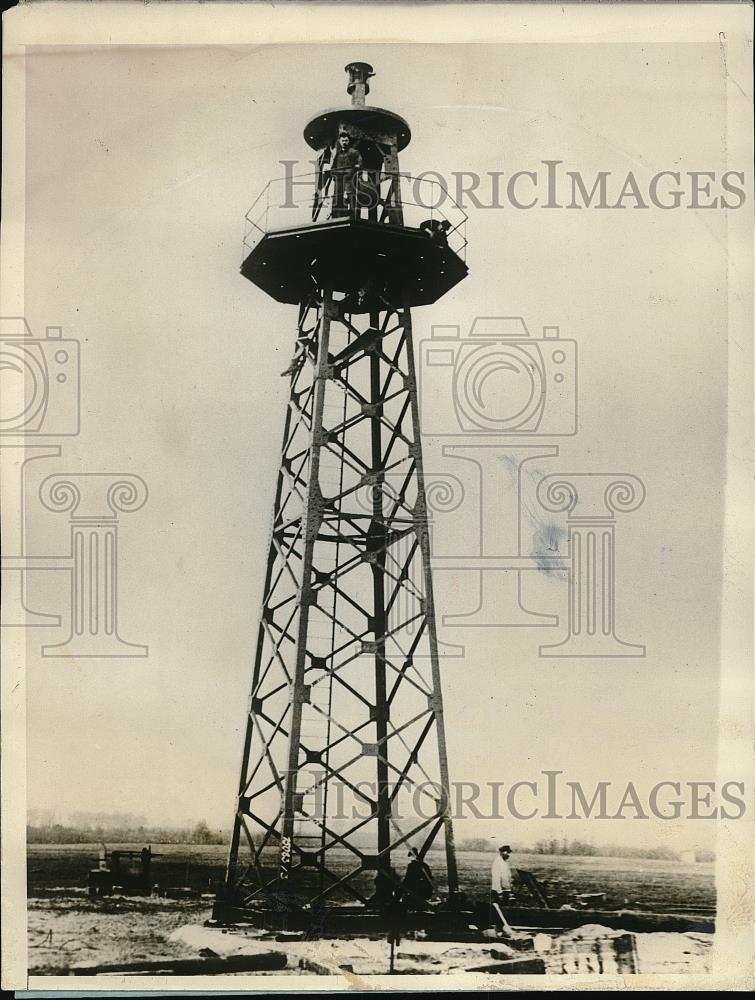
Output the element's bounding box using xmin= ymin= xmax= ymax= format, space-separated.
xmin=491 ymin=844 xmax=515 ymax=902
xmin=488 ymin=844 xmax=522 ymax=937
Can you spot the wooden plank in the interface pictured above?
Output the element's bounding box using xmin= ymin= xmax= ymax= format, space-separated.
xmin=466 ymin=957 xmax=547 ymax=975
xmin=68 ymin=951 xmax=288 ymax=976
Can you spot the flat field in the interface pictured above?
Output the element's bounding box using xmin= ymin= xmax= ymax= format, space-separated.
xmin=28 ymin=842 xmax=715 ymax=910
xmin=26 ymin=844 xmax=715 ymax=975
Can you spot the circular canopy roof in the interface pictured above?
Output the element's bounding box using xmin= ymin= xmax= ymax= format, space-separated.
xmin=304 ymin=106 xmax=411 ymax=151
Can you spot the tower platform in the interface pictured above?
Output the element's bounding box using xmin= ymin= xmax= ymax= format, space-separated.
xmin=241 ymin=216 xmax=468 ymax=307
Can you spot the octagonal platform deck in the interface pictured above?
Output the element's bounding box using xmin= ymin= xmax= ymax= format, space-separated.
xmin=241 ymin=217 xmax=468 ymax=308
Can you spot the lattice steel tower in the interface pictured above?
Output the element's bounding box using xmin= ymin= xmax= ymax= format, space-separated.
xmin=218 ymin=62 xmax=468 ymax=918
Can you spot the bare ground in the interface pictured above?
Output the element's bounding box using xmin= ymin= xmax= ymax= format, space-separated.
xmin=28 ymin=893 xmax=213 ymax=974
xmin=26 ymin=846 xmax=716 ymax=976
xmin=27 ymin=893 xmax=713 ymax=977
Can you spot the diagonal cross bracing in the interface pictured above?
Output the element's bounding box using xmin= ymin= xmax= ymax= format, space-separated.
xmin=224 ymin=285 xmax=458 ymax=907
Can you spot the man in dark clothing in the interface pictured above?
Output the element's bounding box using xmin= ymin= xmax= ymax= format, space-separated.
xmin=338 ymin=285 xmax=371 ymax=317
xmin=337 ymin=277 xmax=389 ymax=319
xmin=401 ymin=848 xmax=434 ymax=909
xmin=329 ymin=130 xmax=363 ymax=217
xmin=366 ymin=867 xmax=398 ymax=910
xmin=419 ymin=218 xmax=452 ymax=247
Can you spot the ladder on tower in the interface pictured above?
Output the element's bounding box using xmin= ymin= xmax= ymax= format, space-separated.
xmin=292 ymin=659 xmax=333 ymax=860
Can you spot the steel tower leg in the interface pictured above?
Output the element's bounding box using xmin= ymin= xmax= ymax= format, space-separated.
xmin=403 ymin=308 xmax=459 ymax=897
xmin=278 ymin=289 xmax=334 ymax=882
xmin=368 ymin=302 xmax=391 ymax=887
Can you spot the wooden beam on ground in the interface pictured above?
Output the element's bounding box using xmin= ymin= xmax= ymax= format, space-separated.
xmin=65 ymin=951 xmax=288 ymax=976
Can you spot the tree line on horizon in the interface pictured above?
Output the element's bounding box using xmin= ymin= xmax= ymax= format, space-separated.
xmin=26 ymin=822 xmax=714 ymax=863
xmin=27 ymin=819 xmax=227 ymax=845
xmin=456 ymin=836 xmax=714 ymax=862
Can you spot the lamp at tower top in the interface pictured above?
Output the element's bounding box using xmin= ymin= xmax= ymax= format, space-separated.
xmin=303 ymin=61 xmax=411 ymax=152
xmin=345 ymin=61 xmax=375 ymax=105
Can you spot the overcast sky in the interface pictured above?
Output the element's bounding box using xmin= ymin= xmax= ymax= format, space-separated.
xmin=22 ymin=41 xmax=733 ymax=851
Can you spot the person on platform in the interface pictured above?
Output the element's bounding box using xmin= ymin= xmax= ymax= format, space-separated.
xmin=419 ymin=218 xmax=452 ymax=247
xmin=328 ymin=129 xmax=363 ymax=217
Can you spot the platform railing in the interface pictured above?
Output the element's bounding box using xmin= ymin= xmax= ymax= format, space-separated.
xmin=243 ymin=171 xmax=468 ymax=262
